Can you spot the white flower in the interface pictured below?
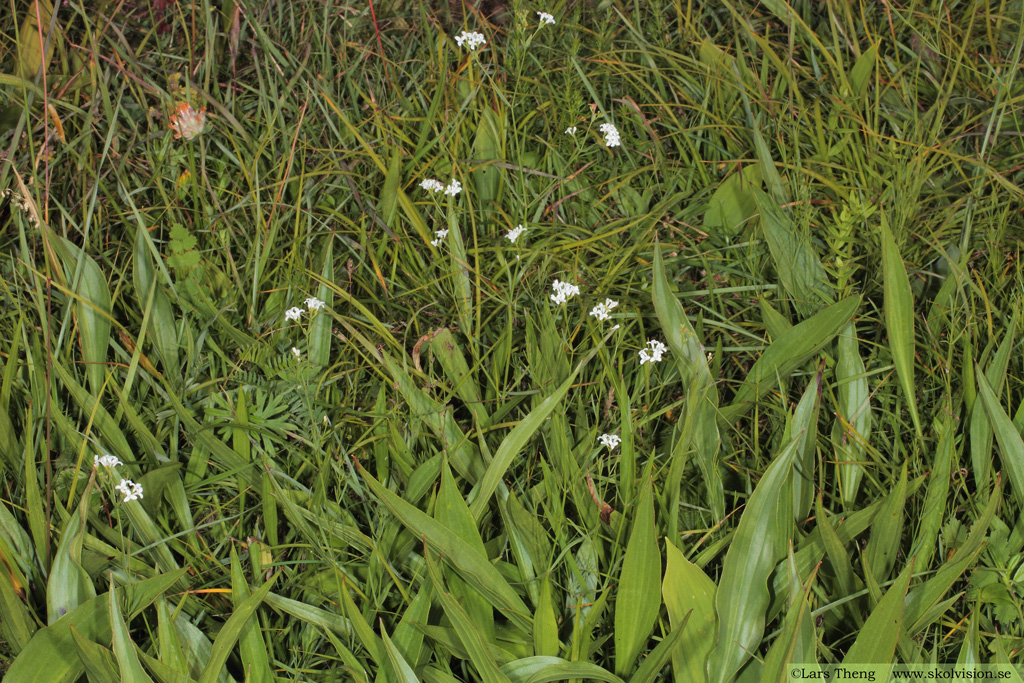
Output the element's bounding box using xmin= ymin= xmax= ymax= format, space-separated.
xmin=550 ymin=279 xmax=581 ymax=305
xmin=589 ymin=298 xmax=619 ymax=321
xmin=444 ymin=179 xmax=462 ymax=197
xmin=506 ymin=225 xmax=527 ymax=243
xmin=304 ymin=297 xmax=325 ymax=311
xmin=639 ymin=339 xmax=668 ymax=365
xmin=430 ymin=229 xmax=449 ymax=247
xmin=599 ymin=122 xmax=621 ymax=147
xmin=114 ymin=479 xmax=144 ymax=502
xmin=284 ymin=307 xmax=303 ymax=322
xmin=537 ymin=11 xmax=555 ymax=25
xmin=598 ymin=433 xmax=621 ymax=450
xmin=94 ymin=454 xmax=123 ymax=468
xmin=291 ymin=347 xmax=302 ymax=360
xmin=565 ymin=126 xmax=577 ymax=135
xmin=420 ymin=178 xmax=445 ymax=193
xmin=454 ymin=31 xmax=487 ymax=50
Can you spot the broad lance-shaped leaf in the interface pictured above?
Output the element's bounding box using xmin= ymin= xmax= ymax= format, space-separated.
xmin=707 ymin=436 xmax=800 ymax=683
xmin=357 ymin=462 xmax=533 ymax=632
xmin=614 ymin=478 xmax=661 ymax=676
xmin=721 ymin=295 xmax=860 ymax=423
xmin=977 ymin=369 xmax=1024 ymax=509
xmin=879 ymin=217 xmax=922 ymax=436
xmin=652 ymin=243 xmax=724 ymax=521
xmin=832 ymin=321 xmax=871 ymax=506
xmin=663 ymin=541 xmax=716 ymax=683
xmin=57 ymin=236 xmax=113 ymax=397
xmin=753 ymin=188 xmax=831 ymax=317
xmin=843 ymin=560 xmax=914 ymax=666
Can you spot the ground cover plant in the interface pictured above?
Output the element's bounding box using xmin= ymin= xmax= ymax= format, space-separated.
xmin=1 ymin=0 xmax=1023 ymax=680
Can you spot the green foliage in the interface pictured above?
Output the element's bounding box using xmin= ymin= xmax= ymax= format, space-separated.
xmin=1 ymin=0 xmax=1023 ymax=681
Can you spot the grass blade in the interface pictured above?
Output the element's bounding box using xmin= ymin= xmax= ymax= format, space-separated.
xmin=842 ymin=560 xmax=914 ymax=666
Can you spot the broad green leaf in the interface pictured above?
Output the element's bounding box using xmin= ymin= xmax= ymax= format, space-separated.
xmin=849 ymin=44 xmax=877 ymax=97
xmin=843 ymin=561 xmax=914 ymax=665
xmin=503 ymin=491 xmax=551 ymax=606
xmin=381 ymin=623 xmax=420 ymax=683
xmin=501 ymin=657 xmax=623 ymax=683
xmin=663 ymin=541 xmax=716 ymax=683
xmin=308 ymin=239 xmax=334 ymax=367
xmin=358 ymin=464 xmax=533 ymax=632
xmin=752 ymin=127 xmax=788 ymax=205
xmin=704 ymin=163 xmax=762 ymax=236
xmin=392 ymin=584 xmax=432 ymax=670
xmin=533 ymin=576 xmax=560 ymax=657
xmin=761 ymin=551 xmax=819 ymax=682
xmin=133 ymin=226 xmax=180 ymax=380
xmin=615 ymin=479 xmax=661 ymax=676
xmin=708 ymin=437 xmax=799 ymax=683
xmin=46 ymin=500 xmax=95 ymax=624
xmin=57 ymin=237 xmax=112 ymax=397
xmin=0 ymin=557 xmax=35 ymax=654
xmin=109 ymin=578 xmax=154 ymax=683
xmin=69 ymin=625 xmax=120 ymax=683
xmin=909 ymin=412 xmax=957 ymax=571
xmin=977 ymin=369 xmax=1024 ymax=509
xmin=721 ymin=296 xmax=860 ymax=423
xmin=832 ymin=322 xmax=871 ymax=506
xmin=653 ymin=244 xmax=723 ymax=520
xmin=430 ymin=327 xmax=489 ymax=427
xmin=468 ymin=343 xmax=600 ymax=523
xmin=879 ymin=217 xmax=922 ymax=436
xmin=197 ymin=573 xmax=277 ymax=683
xmin=753 ymin=189 xmax=831 ymax=316
xmin=789 ymin=371 xmax=822 ymax=522
xmin=473 ymin=106 xmax=504 ymax=211
xmin=865 ymin=461 xmax=907 ymax=584
xmin=425 ymin=547 xmax=512 ymax=683
xmin=5 ymin=570 xmax=186 ymax=683
xmin=229 ymin=548 xmax=272 ymax=683
xmin=628 ymin=621 xmax=688 ymax=683
xmin=263 ymin=591 xmax=353 ymax=638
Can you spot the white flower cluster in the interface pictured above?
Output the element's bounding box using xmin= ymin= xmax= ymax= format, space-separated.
xmin=589 ymin=298 xmax=619 ymax=321
xmin=598 ymin=433 xmax=621 ymax=450
xmin=454 ymin=31 xmax=487 ymax=50
xmin=638 ymin=339 xmax=668 ymax=365
xmin=421 ymin=178 xmax=462 ymax=197
xmin=431 ymin=228 xmax=450 ymax=247
xmin=599 ymin=122 xmax=621 ymax=147
xmin=115 ymin=478 xmax=144 ymax=502
xmin=94 ymin=454 xmax=123 ymax=468
xmin=506 ymin=225 xmax=527 ymax=243
xmin=565 ymin=126 xmax=577 ymax=136
xmin=292 ymin=347 xmax=302 ymax=360
xmin=537 ymin=11 xmax=555 ymax=25
xmin=284 ymin=297 xmax=325 ymax=322
xmin=550 ymin=279 xmax=581 ymax=305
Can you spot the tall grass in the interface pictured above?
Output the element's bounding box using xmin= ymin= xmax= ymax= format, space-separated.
xmin=1 ymin=0 xmax=1023 ymax=680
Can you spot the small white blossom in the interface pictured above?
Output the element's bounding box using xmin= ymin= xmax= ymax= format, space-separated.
xmin=444 ymin=179 xmax=462 ymax=197
xmin=454 ymin=31 xmax=487 ymax=50
xmin=94 ymin=454 xmax=123 ymax=468
xmin=537 ymin=11 xmax=555 ymax=25
xmin=430 ymin=229 xmax=449 ymax=247
xmin=506 ymin=225 xmax=527 ymax=243
xmin=611 ymin=324 xmax=621 ymax=331
xmin=169 ymin=103 xmax=207 ymax=141
xmin=638 ymin=339 xmax=668 ymax=365
xmin=292 ymin=347 xmax=302 ymax=360
xmin=114 ymin=479 xmax=144 ymax=502
xmin=589 ymin=298 xmax=619 ymax=321
xmin=550 ymin=279 xmax=581 ymax=305
xmin=598 ymin=433 xmax=621 ymax=450
xmin=599 ymin=122 xmax=621 ymax=147
xmin=284 ymin=307 xmax=303 ymax=322
xmin=420 ymin=178 xmax=445 ymax=193
xmin=565 ymin=126 xmax=577 ymax=135
xmin=304 ymin=297 xmax=325 ymax=311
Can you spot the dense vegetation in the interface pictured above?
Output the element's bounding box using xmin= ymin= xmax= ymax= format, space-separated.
xmin=1 ymin=0 xmax=1023 ymax=680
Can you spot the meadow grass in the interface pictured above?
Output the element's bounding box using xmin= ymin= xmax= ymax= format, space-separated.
xmin=1 ymin=0 xmax=1023 ymax=680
